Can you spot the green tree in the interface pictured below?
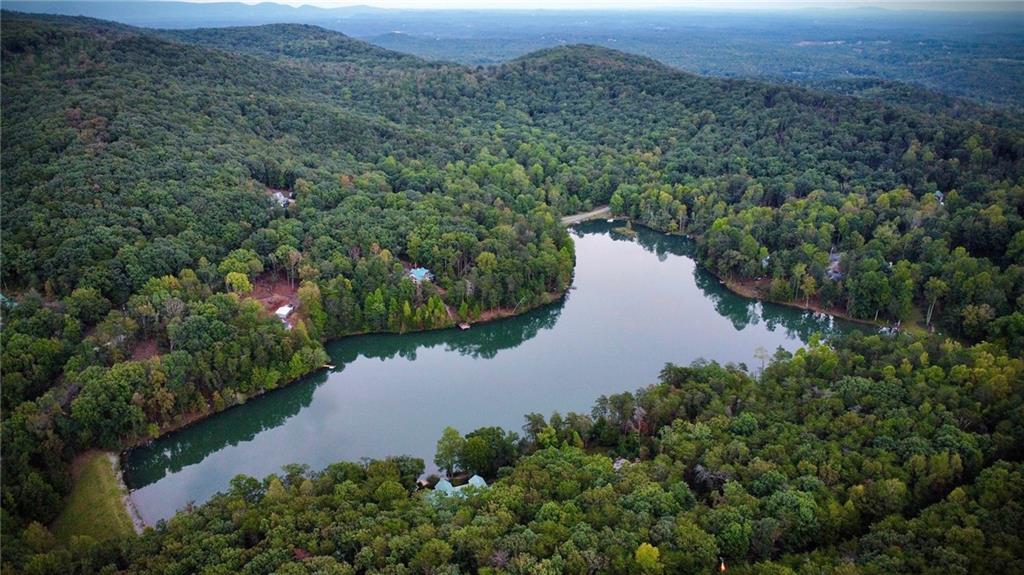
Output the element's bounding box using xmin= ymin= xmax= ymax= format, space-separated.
xmin=924 ymin=277 xmax=948 ymax=326
xmin=70 ymin=364 xmax=147 ymax=447
xmin=225 ymin=271 xmax=253 ymax=294
xmin=64 ymin=287 xmax=111 ymax=325
xmin=218 ymin=249 xmax=264 ymax=279
xmin=434 ymin=427 xmax=465 ymax=477
xmin=459 ymin=427 xmax=518 ymax=478
xmin=800 ymin=274 xmax=817 ymax=307
xmin=411 ymin=540 xmax=453 ymax=574
xmin=297 ymin=281 xmax=326 ymax=338
xmin=635 ymin=543 xmax=663 ymax=575
xmin=670 ymin=519 xmax=718 ymax=574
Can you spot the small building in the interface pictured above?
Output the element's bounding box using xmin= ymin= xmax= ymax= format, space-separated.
xmin=275 ymin=304 xmax=295 ymax=319
xmin=827 ymin=249 xmax=844 ymax=281
xmin=0 ymin=293 xmax=16 ymax=308
xmin=271 ymin=190 xmax=292 ymax=207
xmin=434 ymin=479 xmax=455 ymax=496
xmin=430 ymin=475 xmax=488 ymax=503
xmin=409 ymin=267 xmax=433 ymax=283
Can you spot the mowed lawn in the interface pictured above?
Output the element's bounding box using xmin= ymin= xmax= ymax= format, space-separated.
xmin=51 ymin=451 xmax=136 ymax=542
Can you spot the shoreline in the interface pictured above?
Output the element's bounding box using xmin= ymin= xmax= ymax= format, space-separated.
xmin=52 ymin=450 xmax=145 ymax=538
xmin=118 ymin=286 xmax=569 ymax=460
xmin=720 ymin=277 xmax=884 ymax=328
xmin=117 ymin=286 xmax=573 ymax=523
xmin=116 ymin=212 xmax=875 ymax=527
xmin=585 ymin=214 xmax=890 ymax=330
xmin=108 ymin=452 xmax=147 ymax=534
xmin=560 ymin=205 xmax=611 ymax=226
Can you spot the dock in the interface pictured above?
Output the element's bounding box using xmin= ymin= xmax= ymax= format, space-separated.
xmin=561 ymin=206 xmax=611 ymax=226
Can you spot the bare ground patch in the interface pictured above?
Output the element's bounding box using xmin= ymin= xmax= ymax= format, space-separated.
xmin=131 ymin=338 xmax=160 ymax=362
xmin=251 ymin=273 xmax=299 ymax=326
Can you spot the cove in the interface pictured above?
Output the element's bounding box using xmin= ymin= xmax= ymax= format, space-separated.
xmin=123 ymin=221 xmax=859 ymax=524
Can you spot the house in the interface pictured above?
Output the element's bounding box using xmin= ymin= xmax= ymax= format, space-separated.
xmin=275 ymin=304 xmax=295 ymax=319
xmin=827 ymin=249 xmax=844 ymax=281
xmin=430 ymin=475 xmax=488 ymax=502
xmin=271 ymin=190 xmax=291 ymax=207
xmin=409 ymin=267 xmax=433 ymax=283
xmin=434 ymin=479 xmax=455 ymax=496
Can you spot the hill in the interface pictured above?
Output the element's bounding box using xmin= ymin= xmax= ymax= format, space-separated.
xmin=783 ymin=77 xmax=1024 ymax=132
xmin=9 ymin=1 xmax=1022 ymax=107
xmin=156 ymin=23 xmax=430 ymax=68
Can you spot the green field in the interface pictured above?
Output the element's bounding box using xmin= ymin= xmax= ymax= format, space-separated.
xmin=51 ymin=451 xmax=137 ymax=542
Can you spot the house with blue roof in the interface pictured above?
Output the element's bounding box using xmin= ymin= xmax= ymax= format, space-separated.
xmin=434 ymin=479 xmax=455 ymax=496
xmin=429 ymin=475 xmax=488 ymax=503
xmin=409 ymin=267 xmax=433 ymax=283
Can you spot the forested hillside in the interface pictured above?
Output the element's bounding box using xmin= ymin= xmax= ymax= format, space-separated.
xmin=6 ymin=2 xmax=1022 ymax=108
xmin=156 ymin=23 xmax=431 ymax=67
xmin=1 ymin=12 xmax=1022 ymax=575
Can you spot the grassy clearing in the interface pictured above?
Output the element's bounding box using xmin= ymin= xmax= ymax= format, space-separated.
xmin=902 ymin=306 xmax=932 ymax=338
xmin=51 ymin=451 xmax=136 ymax=542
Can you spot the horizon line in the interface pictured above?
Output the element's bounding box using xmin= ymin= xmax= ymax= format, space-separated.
xmin=7 ymin=0 xmax=1024 ymax=13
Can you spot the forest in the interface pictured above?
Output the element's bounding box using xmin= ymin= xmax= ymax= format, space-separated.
xmin=1 ymin=11 xmax=1022 ymax=575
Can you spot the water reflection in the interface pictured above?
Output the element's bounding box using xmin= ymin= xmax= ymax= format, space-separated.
xmin=330 ymin=299 xmax=565 ymax=364
xmin=124 ymin=301 xmax=566 ymax=489
xmin=597 ymin=221 xmax=841 ymax=340
xmin=123 ymin=372 xmax=322 ymax=488
xmin=124 ymin=222 xmax=859 ymax=522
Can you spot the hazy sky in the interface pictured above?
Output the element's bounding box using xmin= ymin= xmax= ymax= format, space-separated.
xmin=180 ymin=0 xmax=1023 ymax=10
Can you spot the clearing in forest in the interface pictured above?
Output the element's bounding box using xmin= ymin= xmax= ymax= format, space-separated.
xmin=130 ymin=338 xmax=160 ymax=362
xmin=251 ymin=273 xmax=300 ymax=326
xmin=51 ymin=451 xmax=136 ymax=542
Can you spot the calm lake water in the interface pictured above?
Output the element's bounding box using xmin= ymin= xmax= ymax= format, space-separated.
xmin=123 ymin=222 xmax=858 ymax=523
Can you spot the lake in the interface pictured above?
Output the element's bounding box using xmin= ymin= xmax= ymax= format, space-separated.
xmin=123 ymin=221 xmax=858 ymax=523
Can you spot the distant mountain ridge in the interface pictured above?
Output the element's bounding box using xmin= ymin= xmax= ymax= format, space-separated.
xmin=156 ymin=23 xmax=430 ymax=67
xmin=4 ymin=0 xmax=1022 ymax=108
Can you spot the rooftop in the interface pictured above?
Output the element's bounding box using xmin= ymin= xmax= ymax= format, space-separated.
xmin=429 ymin=475 xmax=488 ymax=502
xmin=434 ymin=479 xmax=455 ymax=496
xmin=409 ymin=267 xmax=432 ymax=282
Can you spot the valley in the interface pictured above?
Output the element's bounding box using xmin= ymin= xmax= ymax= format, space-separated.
xmin=1 ymin=8 xmax=1021 ymax=575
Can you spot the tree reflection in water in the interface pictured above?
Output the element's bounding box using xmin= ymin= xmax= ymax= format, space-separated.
xmin=124 ymin=222 xmax=855 ymax=501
